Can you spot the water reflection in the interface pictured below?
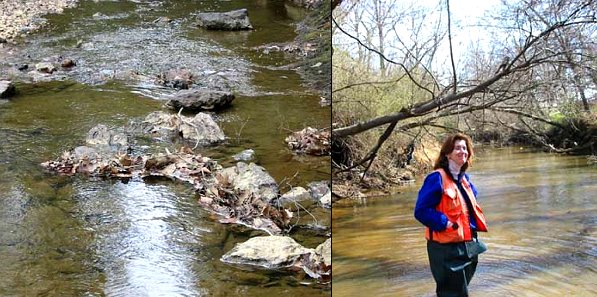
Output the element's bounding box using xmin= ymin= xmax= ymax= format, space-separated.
xmin=332 ymin=148 xmax=597 ymax=296
xmin=76 ymin=179 xmax=204 ymax=296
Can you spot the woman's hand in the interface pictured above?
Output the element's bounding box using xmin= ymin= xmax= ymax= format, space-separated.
xmin=446 ymin=221 xmax=459 ymax=230
xmin=446 ymin=221 xmax=454 ymax=229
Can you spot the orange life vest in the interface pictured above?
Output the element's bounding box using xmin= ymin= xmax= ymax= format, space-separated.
xmin=425 ymin=169 xmax=488 ymax=243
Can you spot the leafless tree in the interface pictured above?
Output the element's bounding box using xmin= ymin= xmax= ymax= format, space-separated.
xmin=332 ymin=0 xmax=596 ymax=172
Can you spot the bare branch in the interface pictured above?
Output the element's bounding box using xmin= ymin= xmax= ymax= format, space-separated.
xmin=332 ymin=17 xmax=435 ymax=97
xmin=446 ymin=0 xmax=458 ymax=94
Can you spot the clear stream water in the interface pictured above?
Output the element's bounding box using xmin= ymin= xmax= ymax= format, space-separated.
xmin=332 ymin=148 xmax=597 ymax=296
xmin=0 ymin=0 xmax=330 ymax=296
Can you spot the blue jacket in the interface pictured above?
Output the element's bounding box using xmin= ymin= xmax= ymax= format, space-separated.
xmin=414 ymin=169 xmax=479 ymax=232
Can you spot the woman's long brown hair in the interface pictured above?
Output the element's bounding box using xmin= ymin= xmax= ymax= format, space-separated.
xmin=433 ymin=133 xmax=474 ymax=172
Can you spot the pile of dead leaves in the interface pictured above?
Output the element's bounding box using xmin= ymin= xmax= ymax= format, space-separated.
xmin=41 ymin=146 xmax=291 ymax=234
xmin=285 ymin=127 xmax=330 ymax=156
xmin=200 ymin=172 xmax=293 ymax=235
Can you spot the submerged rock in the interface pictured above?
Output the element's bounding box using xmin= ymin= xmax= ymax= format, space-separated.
xmin=196 ymin=9 xmax=253 ymax=30
xmin=165 ymin=89 xmax=235 ymax=112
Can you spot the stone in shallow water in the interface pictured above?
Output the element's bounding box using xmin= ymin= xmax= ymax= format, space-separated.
xmin=219 ymin=162 xmax=279 ymax=203
xmin=196 ymin=9 xmax=253 ymax=30
xmin=220 ymin=235 xmax=311 ymax=269
xmin=165 ymin=89 xmax=234 ymax=111
xmin=232 ymin=149 xmax=254 ymax=161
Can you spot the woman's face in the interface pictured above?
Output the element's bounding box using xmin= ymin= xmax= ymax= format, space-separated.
xmin=447 ymin=139 xmax=468 ymax=167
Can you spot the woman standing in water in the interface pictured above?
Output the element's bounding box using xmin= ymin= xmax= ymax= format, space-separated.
xmin=414 ymin=133 xmax=488 ymax=297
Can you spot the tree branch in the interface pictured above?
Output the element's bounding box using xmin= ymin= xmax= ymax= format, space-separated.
xmin=446 ymin=0 xmax=458 ymax=94
xmin=332 ymin=17 xmax=435 ymax=97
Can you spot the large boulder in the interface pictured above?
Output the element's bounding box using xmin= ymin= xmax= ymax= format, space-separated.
xmin=221 ymin=236 xmax=311 ymax=269
xmin=165 ymin=89 xmax=235 ymax=112
xmin=219 ymin=162 xmax=279 ymax=203
xmin=196 ymin=9 xmax=253 ymax=30
xmin=0 ymin=80 xmax=16 ymax=98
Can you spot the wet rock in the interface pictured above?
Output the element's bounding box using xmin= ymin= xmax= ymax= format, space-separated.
xmin=156 ymin=69 xmax=194 ymax=89
xmin=153 ymin=16 xmax=172 ymax=24
xmin=61 ymin=58 xmax=76 ymax=68
xmin=204 ymin=165 xmax=291 ymax=234
xmin=71 ymin=146 xmax=100 ymax=161
xmin=139 ymin=111 xmax=225 ymax=145
xmin=35 ymin=62 xmax=56 ymax=74
xmin=86 ymin=124 xmax=129 ymax=153
xmin=285 ymin=127 xmax=330 ymax=156
xmin=315 ymin=238 xmax=331 ymax=267
xmin=196 ymin=9 xmax=253 ymax=30
xmin=221 ymin=235 xmax=311 ymax=269
xmin=181 ymin=113 xmax=226 ymax=144
xmin=276 ymin=186 xmax=313 ymax=208
xmin=319 ymin=191 xmax=331 ymax=208
xmin=303 ymin=238 xmax=331 ymax=280
xmin=165 ymin=89 xmax=235 ymax=112
xmin=86 ymin=124 xmax=111 ymax=146
xmin=0 ymin=80 xmax=16 ymax=98
xmin=92 ymin=12 xmax=106 ymax=19
xmin=219 ymin=162 xmax=279 ymax=203
xmin=307 ymin=180 xmax=330 ymax=201
xmin=233 ymin=149 xmax=255 ymax=161
xmin=221 ymin=235 xmax=331 ymax=280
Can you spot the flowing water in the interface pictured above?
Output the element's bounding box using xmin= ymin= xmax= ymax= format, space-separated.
xmin=332 ymin=148 xmax=596 ymax=296
xmin=0 ymin=1 xmax=330 ymax=296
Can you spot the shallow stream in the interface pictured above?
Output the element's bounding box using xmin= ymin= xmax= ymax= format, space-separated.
xmin=332 ymin=148 xmax=596 ymax=296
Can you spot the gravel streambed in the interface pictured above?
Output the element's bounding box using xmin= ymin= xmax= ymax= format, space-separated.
xmin=0 ymin=0 xmax=79 ymax=42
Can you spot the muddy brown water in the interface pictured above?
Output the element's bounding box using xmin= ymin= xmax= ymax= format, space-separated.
xmin=0 ymin=1 xmax=330 ymax=296
xmin=332 ymin=148 xmax=596 ymax=296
